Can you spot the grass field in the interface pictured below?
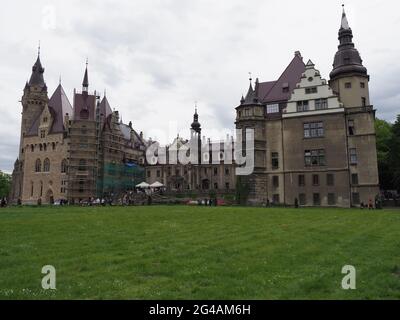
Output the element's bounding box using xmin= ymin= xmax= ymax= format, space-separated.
xmin=0 ymin=205 xmax=399 ymax=300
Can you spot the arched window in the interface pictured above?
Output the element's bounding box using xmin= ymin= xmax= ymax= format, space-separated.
xmin=79 ymin=159 xmax=86 ymax=171
xmin=61 ymin=159 xmax=67 ymax=173
xmin=43 ymin=158 xmax=50 ymax=172
xmin=30 ymin=181 xmax=34 ymax=197
xmin=40 ymin=181 xmax=43 ymax=197
xmin=39 ymin=144 xmax=43 ymax=151
xmin=52 ymin=142 xmax=56 ymax=150
xmin=44 ymin=144 xmax=47 ymax=151
xmin=35 ymin=159 xmax=41 ymax=172
xmin=31 ymin=145 xmax=34 ymax=152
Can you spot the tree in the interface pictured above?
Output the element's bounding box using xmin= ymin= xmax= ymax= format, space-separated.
xmin=0 ymin=170 xmax=11 ymax=199
xmin=375 ymin=118 xmax=393 ymax=190
xmin=387 ymin=115 xmax=400 ymax=192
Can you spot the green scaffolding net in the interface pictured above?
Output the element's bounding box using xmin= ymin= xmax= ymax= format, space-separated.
xmin=99 ymin=161 xmax=145 ymax=197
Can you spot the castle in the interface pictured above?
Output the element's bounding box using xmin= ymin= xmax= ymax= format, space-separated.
xmin=10 ymin=8 xmax=379 ymax=207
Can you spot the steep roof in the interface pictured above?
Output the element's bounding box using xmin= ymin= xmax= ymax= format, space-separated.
xmin=48 ymin=84 xmax=73 ymax=133
xmin=260 ymin=53 xmax=305 ymax=103
xmin=26 ymin=84 xmax=72 ymax=136
xmin=28 ymin=56 xmax=46 ymax=87
xmin=98 ymin=96 xmax=113 ymax=118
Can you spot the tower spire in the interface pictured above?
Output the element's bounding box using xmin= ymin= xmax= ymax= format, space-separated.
xmin=341 ymin=4 xmax=350 ymax=30
xmin=28 ymin=46 xmax=46 ymax=88
xmin=82 ymin=58 xmax=89 ymax=92
xmin=330 ymin=6 xmax=368 ymax=81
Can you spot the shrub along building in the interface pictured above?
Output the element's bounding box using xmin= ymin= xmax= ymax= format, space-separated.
xmin=9 ymin=56 xmax=146 ymax=204
xmin=235 ymin=8 xmax=379 ymax=207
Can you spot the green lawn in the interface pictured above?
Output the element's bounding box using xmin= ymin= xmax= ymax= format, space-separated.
xmin=0 ymin=205 xmax=399 ymax=299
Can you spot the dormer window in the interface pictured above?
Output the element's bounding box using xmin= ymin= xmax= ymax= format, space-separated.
xmin=43 ymin=117 xmax=48 ymax=123
xmin=282 ymin=82 xmax=289 ymax=93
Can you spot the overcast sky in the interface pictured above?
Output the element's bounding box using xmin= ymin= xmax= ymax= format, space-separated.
xmin=0 ymin=0 xmax=399 ymax=173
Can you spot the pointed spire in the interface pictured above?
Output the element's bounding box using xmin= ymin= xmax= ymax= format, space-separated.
xmin=28 ymin=45 xmax=46 ymax=87
xmin=191 ymin=102 xmax=201 ymax=133
xmin=82 ymin=58 xmax=89 ymax=92
xmin=330 ymin=5 xmax=368 ymax=81
xmin=341 ymin=4 xmax=350 ymax=30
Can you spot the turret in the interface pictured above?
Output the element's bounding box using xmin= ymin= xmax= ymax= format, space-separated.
xmin=329 ymin=5 xmax=370 ymax=108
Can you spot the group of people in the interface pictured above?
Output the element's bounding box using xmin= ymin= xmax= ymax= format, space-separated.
xmin=0 ymin=197 xmax=7 ymax=207
xmin=198 ymin=198 xmax=217 ymax=206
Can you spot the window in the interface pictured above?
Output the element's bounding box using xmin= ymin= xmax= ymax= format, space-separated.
xmin=267 ymin=104 xmax=279 ymax=114
xmin=312 ymin=174 xmax=319 ymax=186
xmin=40 ymin=130 xmax=46 ymax=138
xmin=175 ymin=169 xmax=180 ymax=176
xmin=157 ymin=170 xmax=161 ymax=178
xmin=348 ymin=120 xmax=355 ymax=135
xmin=327 ymin=174 xmax=334 ymax=186
xmin=305 ymin=149 xmax=325 ymax=166
xmin=43 ymin=144 xmax=47 ymax=152
xmin=297 ymin=100 xmax=309 ymax=112
xmin=43 ymin=117 xmax=48 ymax=123
xmin=360 ymin=82 xmax=365 ymax=88
xmin=345 ymin=82 xmax=352 ymax=89
xmin=351 ymin=173 xmax=359 ymax=185
xmin=225 ymin=168 xmax=230 ymax=175
xmin=225 ymin=182 xmax=230 ymax=189
xmin=315 ymin=98 xmax=328 ymax=110
xmin=214 ymin=168 xmax=218 ymax=176
xmin=35 ymin=159 xmax=41 ymax=172
xmin=31 ymin=182 xmax=34 ymax=197
xmin=273 ymin=176 xmax=279 ymax=188
xmin=298 ymin=174 xmax=305 ymax=186
xmin=79 ymin=159 xmax=86 ymax=171
xmin=31 ymin=145 xmax=34 ymax=152
xmin=40 ymin=181 xmax=43 ymax=197
xmin=305 ymin=87 xmax=317 ymax=94
xmin=313 ymin=193 xmax=321 ymax=205
xmin=272 ymin=194 xmax=280 ymax=204
xmin=299 ymin=193 xmax=306 ymax=205
xmin=52 ymin=142 xmax=56 ymax=150
xmin=43 ymin=158 xmax=50 ymax=172
xmin=39 ymin=144 xmax=43 ymax=151
xmin=362 ymin=97 xmax=366 ymax=106
xmin=214 ymin=183 xmax=218 ymax=189
xmin=352 ymin=192 xmax=360 ymax=205
xmin=61 ymin=159 xmax=67 ymax=173
xmin=349 ymin=148 xmax=357 ymax=164
xmin=304 ymin=122 xmax=324 ymax=138
xmin=271 ymin=152 xmax=279 ymax=169
xmin=328 ymin=193 xmax=336 ymax=205
xmin=147 ymin=171 xmax=151 ymax=178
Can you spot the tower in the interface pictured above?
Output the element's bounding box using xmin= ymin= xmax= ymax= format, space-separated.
xmin=235 ymin=77 xmax=267 ymax=205
xmin=20 ymin=49 xmax=49 ymax=158
xmin=329 ymin=6 xmax=370 ymax=108
xmin=329 ymin=6 xmax=379 ymax=206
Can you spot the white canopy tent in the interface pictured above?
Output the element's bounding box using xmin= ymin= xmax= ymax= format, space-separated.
xmin=136 ymin=182 xmax=150 ymax=188
xmin=150 ymin=181 xmax=164 ymax=188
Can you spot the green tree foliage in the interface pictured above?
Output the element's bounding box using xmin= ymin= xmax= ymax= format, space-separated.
xmin=375 ymin=118 xmax=393 ymax=190
xmin=0 ymin=170 xmax=11 ymax=198
xmin=387 ymin=115 xmax=400 ymax=192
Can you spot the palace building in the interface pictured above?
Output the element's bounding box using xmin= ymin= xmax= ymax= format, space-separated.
xmin=10 ymin=8 xmax=379 ymax=207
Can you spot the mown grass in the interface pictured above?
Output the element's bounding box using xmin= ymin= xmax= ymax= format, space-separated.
xmin=0 ymin=205 xmax=399 ymax=299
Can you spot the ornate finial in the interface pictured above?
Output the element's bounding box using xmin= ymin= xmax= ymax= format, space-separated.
xmin=59 ymin=75 xmax=62 ymax=85
xmin=86 ymin=57 xmax=88 ymax=67
xmin=38 ymin=40 xmax=41 ymax=56
xmin=104 ymin=88 xmax=106 ymax=97
xmin=248 ymin=72 xmax=252 ymax=82
xmin=195 ymin=101 xmax=198 ymax=113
